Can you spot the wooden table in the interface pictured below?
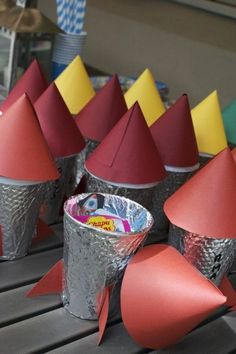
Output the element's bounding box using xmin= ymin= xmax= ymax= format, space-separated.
xmin=0 ymin=224 xmax=236 ymax=354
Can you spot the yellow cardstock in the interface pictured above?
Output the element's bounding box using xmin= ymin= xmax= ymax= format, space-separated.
xmin=55 ymin=56 xmax=95 ymax=114
xmin=191 ymin=90 xmax=227 ymax=155
xmin=124 ymin=68 xmax=165 ymax=127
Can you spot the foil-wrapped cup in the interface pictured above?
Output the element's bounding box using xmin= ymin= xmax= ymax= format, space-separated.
xmin=41 ymin=155 xmax=77 ymax=224
xmin=63 ymin=193 xmax=153 ymax=320
xmin=169 ymin=223 xmax=236 ymax=285
xmin=0 ymin=179 xmax=47 ymax=260
xmin=85 ymin=172 xmax=156 ymax=219
xmin=75 ymin=140 xmax=99 ymax=187
xmin=151 ymin=164 xmax=199 ymax=239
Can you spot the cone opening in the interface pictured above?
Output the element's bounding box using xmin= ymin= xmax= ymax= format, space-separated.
xmin=0 ymin=176 xmax=48 ymax=186
xmin=64 ymin=193 xmax=153 ymax=236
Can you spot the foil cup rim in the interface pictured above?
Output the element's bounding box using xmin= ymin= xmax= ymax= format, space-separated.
xmin=170 ymin=223 xmax=232 ymax=240
xmin=64 ymin=193 xmax=154 ymax=237
xmin=84 ymin=167 xmax=159 ymax=189
xmin=165 ymin=162 xmax=200 ymax=173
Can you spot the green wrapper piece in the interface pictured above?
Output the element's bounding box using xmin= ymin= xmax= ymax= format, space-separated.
xmin=222 ymin=100 xmax=236 ymax=145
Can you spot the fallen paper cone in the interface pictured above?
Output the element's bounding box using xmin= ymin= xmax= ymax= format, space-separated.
xmin=121 ymin=244 xmax=226 ymax=349
xmin=33 ymin=219 xmax=54 ymax=244
xmin=27 ymin=259 xmax=63 ymax=297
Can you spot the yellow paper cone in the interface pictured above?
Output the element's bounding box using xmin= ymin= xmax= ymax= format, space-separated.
xmin=191 ymin=90 xmax=227 ymax=155
xmin=124 ymin=68 xmax=165 ymax=127
xmin=55 ymin=56 xmax=95 ymax=115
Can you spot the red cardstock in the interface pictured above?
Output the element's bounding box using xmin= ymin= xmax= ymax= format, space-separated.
xmin=75 ymin=74 xmax=127 ymax=142
xmin=232 ymin=147 xmax=236 ymax=163
xmin=27 ymin=259 xmax=63 ymax=297
xmin=164 ymin=148 xmax=236 ymax=238
xmin=33 ymin=218 xmax=54 ymax=244
xmin=0 ymin=94 xmax=59 ymax=181
xmin=0 ymin=59 xmax=48 ymax=113
xmin=121 ymin=244 xmax=226 ymax=349
xmin=34 ymin=83 xmax=85 ymax=158
xmin=150 ymin=94 xmax=199 ymax=167
xmin=85 ymin=102 xmax=166 ymax=184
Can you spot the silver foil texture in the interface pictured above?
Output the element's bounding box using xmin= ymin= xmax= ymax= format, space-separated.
xmin=75 ymin=140 xmax=99 ymax=186
xmin=41 ymin=155 xmax=77 ymax=224
xmin=0 ymin=182 xmax=47 ymax=260
xmin=63 ymin=193 xmax=153 ymax=319
xmin=85 ymin=173 xmax=155 ymax=219
xmin=151 ymin=171 xmax=193 ymax=238
xmin=169 ymin=224 xmax=236 ymax=285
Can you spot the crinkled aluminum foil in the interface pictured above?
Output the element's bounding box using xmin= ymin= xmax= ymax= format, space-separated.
xmin=0 ymin=182 xmax=47 ymax=260
xmin=75 ymin=140 xmax=99 ymax=186
xmin=151 ymin=171 xmax=194 ymax=240
xmin=63 ymin=193 xmax=153 ymax=319
xmin=85 ymin=173 xmax=155 ymax=213
xmin=41 ymin=155 xmax=77 ymax=225
xmin=169 ymin=224 xmax=236 ymax=285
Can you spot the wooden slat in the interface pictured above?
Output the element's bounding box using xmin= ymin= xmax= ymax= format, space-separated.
xmin=0 ymin=308 xmax=100 ymax=354
xmin=155 ymin=317 xmax=236 ymax=354
xmin=0 ymin=248 xmax=62 ymax=292
xmin=48 ymin=322 xmax=150 ymax=354
xmin=0 ymin=284 xmax=61 ymax=327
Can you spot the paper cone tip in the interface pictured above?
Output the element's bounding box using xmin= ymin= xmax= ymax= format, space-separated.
xmin=164 ymin=148 xmax=236 ymax=238
xmin=0 ymin=94 xmax=59 ymax=181
xmin=34 ymin=83 xmax=85 ymax=158
xmin=150 ymin=94 xmax=199 ymax=167
xmin=97 ymin=287 xmax=111 ymax=345
xmin=0 ymin=59 xmax=48 ymax=113
xmin=124 ymin=68 xmax=165 ymax=126
xmin=75 ymin=74 xmax=127 ymax=142
xmin=191 ymin=90 xmax=227 ymax=155
xmin=85 ymin=102 xmax=166 ymax=184
xmin=27 ymin=259 xmax=63 ymax=297
xmin=121 ymin=244 xmax=226 ymax=349
xmin=55 ymin=56 xmax=95 ymax=114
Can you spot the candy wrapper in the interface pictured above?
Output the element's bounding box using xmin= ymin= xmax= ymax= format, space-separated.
xmin=85 ymin=172 xmax=156 ymax=221
xmin=0 ymin=180 xmax=47 ymax=260
xmin=168 ymin=224 xmax=236 ymax=285
xmin=63 ymin=193 xmax=153 ymax=319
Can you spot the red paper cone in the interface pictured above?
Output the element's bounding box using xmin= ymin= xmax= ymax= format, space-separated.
xmin=34 ymin=83 xmax=85 ymax=158
xmin=75 ymin=74 xmax=127 ymax=142
xmin=121 ymin=244 xmax=226 ymax=349
xmin=150 ymin=94 xmax=199 ymax=167
xmin=97 ymin=286 xmax=111 ymax=345
xmin=85 ymin=102 xmax=166 ymax=185
xmin=164 ymin=148 xmax=236 ymax=238
xmin=0 ymin=94 xmax=59 ymax=181
xmin=27 ymin=260 xmax=63 ymax=297
xmin=0 ymin=59 xmax=48 ymax=113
